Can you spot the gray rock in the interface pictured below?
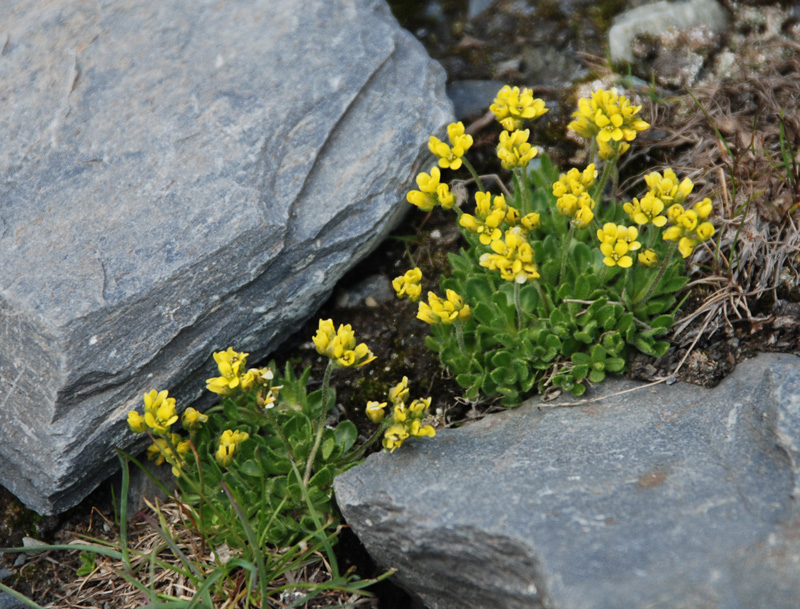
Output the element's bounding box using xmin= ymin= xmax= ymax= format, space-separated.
xmin=608 ymin=0 xmax=730 ymax=64
xmin=335 ymin=353 xmax=800 ymax=609
xmin=335 ymin=274 xmax=395 ymax=309
xmin=0 ymin=0 xmax=452 ymax=514
xmin=446 ymin=80 xmax=503 ymax=121
xmin=0 ymin=592 xmax=26 ymax=609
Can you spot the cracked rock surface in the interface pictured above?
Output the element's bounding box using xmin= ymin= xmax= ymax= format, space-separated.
xmin=0 ymin=0 xmax=451 ymax=514
xmin=335 ymin=353 xmax=800 ymax=609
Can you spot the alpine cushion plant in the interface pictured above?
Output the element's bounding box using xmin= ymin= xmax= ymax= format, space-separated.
xmin=403 ymin=85 xmax=715 ymax=405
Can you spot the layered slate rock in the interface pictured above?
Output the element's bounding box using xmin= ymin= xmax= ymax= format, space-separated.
xmin=335 ymin=354 xmax=800 ymax=609
xmin=0 ymin=0 xmax=452 ymax=514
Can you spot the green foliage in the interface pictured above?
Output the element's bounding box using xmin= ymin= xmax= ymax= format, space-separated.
xmin=422 ymin=153 xmax=693 ymax=405
xmin=177 ymin=361 xmax=361 ymax=550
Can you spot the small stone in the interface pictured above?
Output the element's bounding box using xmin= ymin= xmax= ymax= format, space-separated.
xmin=608 ymin=0 xmax=729 ymax=64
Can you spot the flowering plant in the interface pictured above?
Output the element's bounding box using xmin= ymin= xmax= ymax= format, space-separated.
xmin=401 ymin=85 xmax=715 ymax=405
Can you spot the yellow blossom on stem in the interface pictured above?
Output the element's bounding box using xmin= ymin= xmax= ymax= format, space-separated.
xmin=497 ymin=129 xmax=538 ymax=170
xmin=206 ymin=348 xmax=253 ymax=395
xmin=553 ymin=165 xmax=597 ymax=226
xmin=366 ymin=401 xmax=387 ymax=423
xmin=638 ymin=249 xmax=659 ymax=267
xmin=382 ymin=424 xmax=410 ymax=452
xmin=623 ymin=192 xmax=667 ymax=227
xmin=663 ymin=199 xmax=715 ymax=258
xmin=459 ymin=191 xmax=511 ymax=245
xmin=428 ymin=122 xmax=473 ymax=170
xmin=644 ymin=169 xmax=694 ymax=207
xmin=490 ymin=85 xmax=548 ymax=131
xmin=410 ymin=419 xmax=436 ymax=438
xmin=417 ymin=290 xmax=471 ymax=325
xmin=406 ymin=167 xmax=455 ymax=211
xmin=146 ymin=433 xmax=190 ymax=477
xmin=568 ymin=88 xmax=649 ymax=146
xmin=312 ymin=319 xmax=376 ymax=368
xmin=392 ymin=267 xmax=423 ymax=302
xmin=598 ymin=138 xmax=630 ymax=160
xmin=479 ymin=228 xmax=540 ymax=283
xmin=388 ymin=376 xmax=410 ymax=406
xmin=142 ymin=389 xmax=179 ymax=434
xmin=215 ymin=429 xmax=249 ymax=467
xmin=182 ymin=407 xmax=208 ymax=431
xmin=596 ymin=223 xmax=641 ymax=268
xmin=128 ymin=411 xmax=147 ymax=434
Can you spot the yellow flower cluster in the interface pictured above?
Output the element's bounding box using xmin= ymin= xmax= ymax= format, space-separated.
xmin=460 ymin=191 xmax=540 ymax=245
xmin=479 ymin=227 xmax=540 ymax=283
xmin=418 ymin=290 xmax=471 ymax=325
xmin=568 ymin=88 xmax=649 ymax=159
xmin=662 ymin=197 xmax=715 ymax=258
xmin=216 ymin=429 xmax=250 ymax=467
xmin=552 ymin=164 xmax=598 ymax=228
xmin=313 ymin=319 xmax=376 ymax=368
xmin=490 ymin=85 xmax=548 ymax=132
xmin=596 ymin=223 xmax=642 ymax=268
xmin=366 ymin=377 xmax=435 ymax=452
xmin=428 ymin=122 xmax=473 ymax=171
xmin=147 ymin=434 xmax=191 ymax=477
xmin=127 ymin=389 xmax=203 ymax=477
xmin=205 ymin=348 xmax=275 ymax=396
xmin=406 ymin=167 xmax=455 ymax=212
xmin=392 ymin=267 xmax=423 ymax=302
xmin=497 ymin=129 xmax=538 ymax=170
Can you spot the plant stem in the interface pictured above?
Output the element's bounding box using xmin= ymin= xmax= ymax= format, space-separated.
xmin=514 ymin=281 xmax=524 ymax=331
xmin=634 ymin=241 xmax=678 ymax=304
xmin=304 ymin=361 xmax=334 ymax=487
xmin=533 ymin=281 xmax=551 ymax=316
xmin=455 ymin=323 xmax=467 ymax=354
xmin=592 ymin=157 xmax=616 ymax=205
xmin=514 ymin=167 xmax=532 ymax=215
xmin=559 ymin=223 xmax=576 ymax=284
xmin=462 ymin=158 xmax=485 ymax=192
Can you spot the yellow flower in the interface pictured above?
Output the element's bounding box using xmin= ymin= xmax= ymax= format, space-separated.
xmin=142 ymin=389 xmax=178 ymax=434
xmin=661 ymin=198 xmax=714 ymax=258
xmin=553 ymin=165 xmax=597 ymax=225
xmin=521 ymin=213 xmax=541 ymax=231
xmin=644 ymin=169 xmax=694 ymax=207
xmin=624 ymin=193 xmax=667 ymax=226
xmin=146 ymin=433 xmax=189 ymax=477
xmin=393 ymin=402 xmax=408 ymax=423
xmin=459 ymin=191 xmax=510 ymax=245
xmin=182 ymin=407 xmax=208 ymax=431
xmin=596 ymin=223 xmax=640 ymax=268
xmin=497 ymin=129 xmax=538 ymax=170
xmin=638 ymin=249 xmax=659 ymax=267
xmin=428 ymin=122 xmax=473 ymax=171
xmin=490 ymin=85 xmax=548 ymax=131
xmin=388 ymin=376 xmax=410 ymax=406
xmin=408 ymin=397 xmax=431 ymax=417
xmin=568 ymin=88 xmax=649 ymax=146
xmin=417 ymin=290 xmax=471 ymax=325
xmin=366 ymin=401 xmax=387 ymax=423
xmin=598 ymin=138 xmax=630 ymax=160
xmin=410 ymin=419 xmax=436 ymax=438
xmin=206 ymin=348 xmax=251 ymax=395
xmin=128 ymin=411 xmax=147 ymax=434
xmin=382 ymin=424 xmax=410 ymax=453
xmin=312 ymin=319 xmax=376 ymax=368
xmin=480 ymin=228 xmax=539 ymax=283
xmin=257 ymin=385 xmax=282 ymax=410
xmin=406 ymin=167 xmax=455 ymax=211
xmin=392 ymin=267 xmax=423 ymax=302
xmin=216 ymin=429 xmax=249 ymax=467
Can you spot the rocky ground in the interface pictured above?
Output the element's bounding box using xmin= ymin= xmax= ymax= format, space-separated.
xmin=3 ymin=0 xmax=800 ymax=606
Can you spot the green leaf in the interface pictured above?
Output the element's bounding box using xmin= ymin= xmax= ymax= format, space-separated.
xmin=239 ymin=459 xmax=261 ymax=477
xmin=653 ymin=340 xmax=671 ymax=357
xmin=334 ymin=420 xmax=358 ymax=453
xmin=571 ymin=383 xmax=587 ymax=396
xmin=321 ymin=437 xmax=335 ymax=461
xmin=590 ymin=343 xmax=607 ymax=364
xmin=651 ymin=314 xmax=674 ymax=329
xmin=466 ymin=277 xmax=494 ymax=305
xmin=572 ymin=364 xmax=589 ymax=380
xmin=605 ymin=357 xmax=626 ymax=372
xmin=589 ymin=369 xmax=606 ymax=383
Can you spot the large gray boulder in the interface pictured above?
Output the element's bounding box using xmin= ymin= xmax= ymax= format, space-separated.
xmin=0 ymin=0 xmax=452 ymax=514
xmin=335 ymin=353 xmax=800 ymax=609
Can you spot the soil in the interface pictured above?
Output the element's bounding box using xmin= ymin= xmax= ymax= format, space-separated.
xmin=4 ymin=0 xmax=800 ymax=606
